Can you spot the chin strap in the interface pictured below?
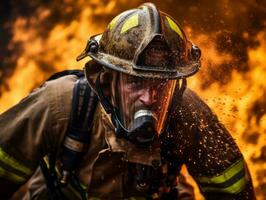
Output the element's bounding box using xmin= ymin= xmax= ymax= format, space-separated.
xmin=95 ymin=71 xmax=125 ymax=138
xmin=179 ymin=78 xmax=187 ymax=96
xmin=95 ymin=71 xmax=156 ymax=146
xmin=95 ymin=70 xmax=113 ymax=114
xmin=176 ymin=78 xmax=187 ymax=107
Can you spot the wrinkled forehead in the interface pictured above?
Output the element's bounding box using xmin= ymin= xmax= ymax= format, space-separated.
xmin=119 ymin=71 xmax=164 ymax=82
xmin=118 ymin=72 xmax=173 ymax=91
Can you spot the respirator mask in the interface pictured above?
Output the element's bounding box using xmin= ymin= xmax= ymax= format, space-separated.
xmin=106 ymin=72 xmax=177 ymax=147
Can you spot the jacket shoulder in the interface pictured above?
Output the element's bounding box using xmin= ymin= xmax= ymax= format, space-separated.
xmin=171 ymin=87 xmax=218 ymax=124
xmin=40 ymin=74 xmax=78 ymax=95
xmin=43 ymin=74 xmax=79 ymax=121
xmin=29 ymin=75 xmax=78 ymax=110
xmin=182 ymin=88 xmax=215 ymax=116
xmin=165 ymin=88 xmax=220 ymax=161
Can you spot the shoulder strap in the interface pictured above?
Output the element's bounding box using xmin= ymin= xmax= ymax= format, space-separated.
xmin=60 ymin=76 xmax=98 ymax=179
xmin=40 ymin=73 xmax=98 ymax=200
xmin=46 ymin=69 xmax=85 ymax=81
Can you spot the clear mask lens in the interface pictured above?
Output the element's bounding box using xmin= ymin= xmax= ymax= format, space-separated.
xmin=112 ymin=73 xmax=177 ymax=136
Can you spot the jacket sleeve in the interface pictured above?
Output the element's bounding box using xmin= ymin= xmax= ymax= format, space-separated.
xmin=169 ymin=88 xmax=256 ymax=200
xmin=0 ymin=76 xmax=75 ymax=199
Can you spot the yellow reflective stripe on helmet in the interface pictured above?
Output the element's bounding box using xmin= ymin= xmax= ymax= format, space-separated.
xmin=0 ymin=165 xmax=26 ymax=183
xmin=165 ymin=16 xmax=183 ymax=39
xmin=196 ymin=158 xmax=248 ymax=194
xmin=121 ymin=14 xmax=139 ymax=34
xmin=140 ymin=5 xmax=148 ymax=12
xmin=0 ymin=147 xmax=32 ymax=176
xmin=108 ymin=15 xmax=120 ymax=31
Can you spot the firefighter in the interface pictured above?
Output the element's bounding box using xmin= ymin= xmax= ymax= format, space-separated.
xmin=0 ymin=3 xmax=256 ymax=200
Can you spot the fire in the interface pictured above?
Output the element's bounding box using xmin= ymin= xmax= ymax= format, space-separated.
xmin=186 ymin=31 xmax=266 ymax=199
xmin=0 ymin=1 xmax=265 ymax=199
xmin=0 ymin=3 xmax=105 ymax=113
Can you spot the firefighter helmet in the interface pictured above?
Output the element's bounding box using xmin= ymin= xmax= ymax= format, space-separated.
xmin=78 ymin=3 xmax=201 ymax=79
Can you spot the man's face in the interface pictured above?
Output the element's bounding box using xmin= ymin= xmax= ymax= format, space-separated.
xmin=113 ymin=72 xmax=177 ymax=134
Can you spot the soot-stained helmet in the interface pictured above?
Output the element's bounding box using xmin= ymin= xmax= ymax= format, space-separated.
xmin=77 ymin=3 xmax=201 ymax=79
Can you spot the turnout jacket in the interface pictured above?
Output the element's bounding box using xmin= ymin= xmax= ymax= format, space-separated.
xmin=0 ymin=75 xmax=256 ymax=199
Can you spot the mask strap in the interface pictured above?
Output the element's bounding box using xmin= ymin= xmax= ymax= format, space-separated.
xmin=178 ymin=78 xmax=187 ymax=100
xmin=95 ymin=71 xmax=113 ymax=114
xmin=95 ymin=71 xmax=128 ymax=138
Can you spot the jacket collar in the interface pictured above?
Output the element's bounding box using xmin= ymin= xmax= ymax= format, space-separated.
xmin=99 ymin=104 xmax=162 ymax=167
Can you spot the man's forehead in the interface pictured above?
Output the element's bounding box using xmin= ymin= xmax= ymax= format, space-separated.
xmin=119 ymin=73 xmax=167 ymax=85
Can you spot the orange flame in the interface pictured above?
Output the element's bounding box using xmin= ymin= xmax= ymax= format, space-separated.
xmin=180 ymin=30 xmax=266 ymax=200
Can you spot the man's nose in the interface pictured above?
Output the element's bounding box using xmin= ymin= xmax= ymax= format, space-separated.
xmin=139 ymin=88 xmax=157 ymax=106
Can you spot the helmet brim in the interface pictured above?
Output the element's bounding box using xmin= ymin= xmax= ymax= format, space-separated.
xmin=88 ymin=50 xmax=200 ymax=79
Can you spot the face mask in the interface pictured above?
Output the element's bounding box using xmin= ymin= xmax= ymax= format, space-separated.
xmin=110 ymin=73 xmax=177 ymax=147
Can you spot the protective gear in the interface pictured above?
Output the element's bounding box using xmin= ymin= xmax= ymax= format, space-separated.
xmin=78 ymin=3 xmax=201 ymax=79
xmin=0 ymin=75 xmax=255 ymax=199
xmin=78 ymin=3 xmax=201 ymax=146
xmin=110 ymin=72 xmax=177 ymax=145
